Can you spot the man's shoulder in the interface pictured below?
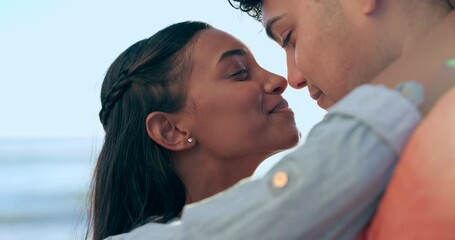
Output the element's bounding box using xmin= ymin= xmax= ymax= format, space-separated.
xmin=105 ymin=221 xmax=183 ymax=240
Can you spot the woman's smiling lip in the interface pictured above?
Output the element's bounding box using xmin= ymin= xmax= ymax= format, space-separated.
xmin=269 ymin=100 xmax=293 ymax=113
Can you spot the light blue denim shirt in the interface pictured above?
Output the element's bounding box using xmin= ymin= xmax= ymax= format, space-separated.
xmin=107 ymin=85 xmax=422 ymax=240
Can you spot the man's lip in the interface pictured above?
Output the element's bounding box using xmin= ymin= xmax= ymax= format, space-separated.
xmin=269 ymin=100 xmax=290 ymax=113
xmin=310 ymin=91 xmax=322 ymax=101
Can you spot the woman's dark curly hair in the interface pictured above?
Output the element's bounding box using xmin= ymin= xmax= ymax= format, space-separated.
xmin=228 ymin=0 xmax=264 ymax=21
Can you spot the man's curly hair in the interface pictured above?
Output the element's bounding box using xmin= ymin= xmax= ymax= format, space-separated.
xmin=228 ymin=0 xmax=263 ymax=22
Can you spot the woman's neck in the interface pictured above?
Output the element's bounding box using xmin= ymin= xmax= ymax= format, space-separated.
xmin=172 ymin=151 xmax=265 ymax=204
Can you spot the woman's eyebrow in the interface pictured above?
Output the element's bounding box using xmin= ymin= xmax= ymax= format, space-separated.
xmin=217 ymin=49 xmax=247 ymax=65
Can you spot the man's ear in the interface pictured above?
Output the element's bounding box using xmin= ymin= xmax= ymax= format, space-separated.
xmin=360 ymin=0 xmax=377 ymax=15
xmin=340 ymin=0 xmax=377 ymax=17
xmin=145 ymin=112 xmax=194 ymax=151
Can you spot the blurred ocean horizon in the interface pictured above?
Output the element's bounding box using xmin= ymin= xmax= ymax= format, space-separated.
xmin=0 ymin=136 xmax=288 ymax=240
xmin=0 ymin=137 xmax=102 ymax=240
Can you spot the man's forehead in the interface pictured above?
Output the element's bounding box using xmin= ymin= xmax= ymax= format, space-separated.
xmin=261 ymin=0 xmax=286 ymax=25
xmin=264 ymin=15 xmax=284 ymax=41
xmin=261 ymin=0 xmax=279 ymax=23
xmin=261 ymin=0 xmax=292 ymax=40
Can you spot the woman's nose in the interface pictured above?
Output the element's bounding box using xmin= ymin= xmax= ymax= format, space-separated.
xmin=265 ymin=72 xmax=288 ymax=94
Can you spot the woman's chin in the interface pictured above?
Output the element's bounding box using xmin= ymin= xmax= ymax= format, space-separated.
xmin=281 ymin=130 xmax=302 ymax=149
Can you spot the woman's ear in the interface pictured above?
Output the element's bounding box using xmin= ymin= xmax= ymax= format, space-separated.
xmin=146 ymin=112 xmax=194 ymax=151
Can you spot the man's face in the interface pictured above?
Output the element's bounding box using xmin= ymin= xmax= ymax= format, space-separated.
xmin=262 ymin=0 xmax=398 ymax=109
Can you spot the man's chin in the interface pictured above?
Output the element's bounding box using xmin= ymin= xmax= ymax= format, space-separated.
xmin=316 ymin=95 xmax=333 ymax=110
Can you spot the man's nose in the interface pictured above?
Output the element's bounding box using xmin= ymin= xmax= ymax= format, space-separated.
xmin=286 ymin=54 xmax=307 ymax=89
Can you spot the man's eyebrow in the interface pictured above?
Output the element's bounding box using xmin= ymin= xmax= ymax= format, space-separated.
xmin=265 ymin=15 xmax=284 ymax=41
xmin=218 ymin=49 xmax=247 ymax=65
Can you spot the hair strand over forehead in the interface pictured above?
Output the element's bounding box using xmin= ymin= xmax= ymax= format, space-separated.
xmin=229 ymin=0 xmax=264 ymax=21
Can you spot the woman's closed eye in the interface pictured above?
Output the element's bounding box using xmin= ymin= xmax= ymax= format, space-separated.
xmin=230 ymin=68 xmax=250 ymax=81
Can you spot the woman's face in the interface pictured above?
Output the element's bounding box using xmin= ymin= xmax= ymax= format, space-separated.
xmin=183 ymin=28 xmax=300 ymax=166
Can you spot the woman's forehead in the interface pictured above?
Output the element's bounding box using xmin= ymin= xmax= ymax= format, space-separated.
xmin=194 ymin=29 xmax=247 ymax=53
xmin=191 ymin=28 xmax=250 ymax=66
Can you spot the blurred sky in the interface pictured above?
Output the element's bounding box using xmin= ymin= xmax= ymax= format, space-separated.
xmin=0 ymin=0 xmax=325 ymax=142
